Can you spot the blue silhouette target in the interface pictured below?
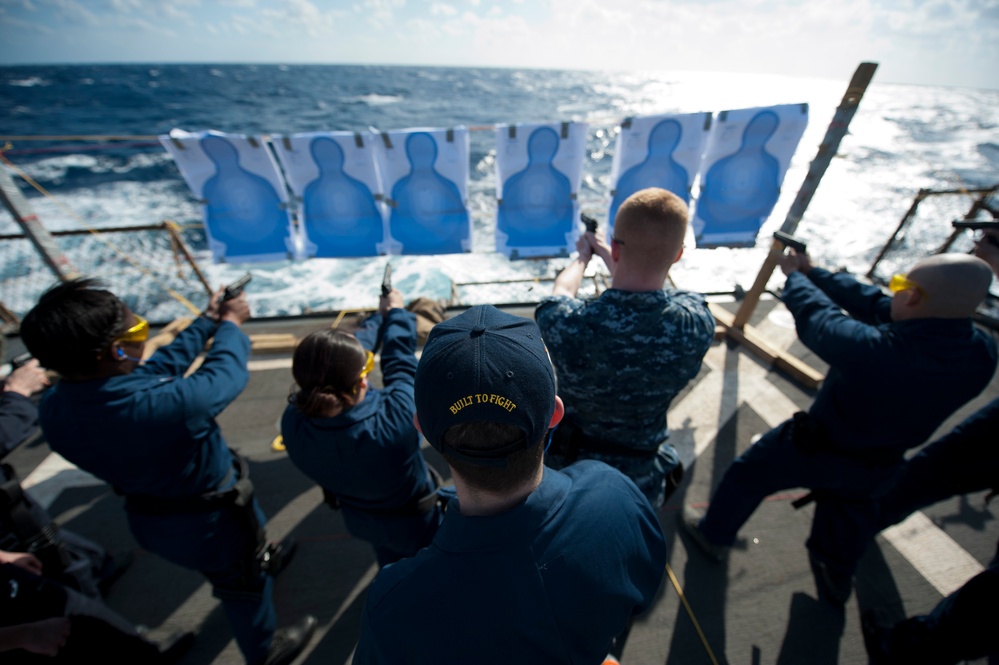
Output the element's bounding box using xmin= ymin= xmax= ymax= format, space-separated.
xmin=608 ymin=119 xmax=690 ymax=226
xmin=696 ymin=111 xmax=781 ymax=242
xmin=200 ymin=135 xmax=291 ymax=260
xmin=302 ymin=137 xmax=384 ymax=257
xmin=497 ymin=127 xmax=573 ymax=247
xmin=388 ymin=132 xmax=469 ymax=255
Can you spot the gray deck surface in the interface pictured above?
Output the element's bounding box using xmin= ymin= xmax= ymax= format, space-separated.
xmin=5 ymin=297 xmax=997 ymax=664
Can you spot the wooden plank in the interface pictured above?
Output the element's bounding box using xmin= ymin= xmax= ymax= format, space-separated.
xmin=710 ymin=303 xmax=824 ymax=389
xmin=251 ymin=334 xmax=298 ymax=354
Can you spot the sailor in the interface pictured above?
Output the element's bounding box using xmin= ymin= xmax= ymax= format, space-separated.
xmin=2 ymin=357 xmax=131 ymax=599
xmin=0 ymin=547 xmax=194 ymax=662
xmin=536 ymin=187 xmax=715 ymax=507
xmin=281 ymin=287 xmax=442 ymax=567
xmin=860 ymin=227 xmax=999 ymax=664
xmin=19 ymin=278 xmax=316 ymax=665
xmin=682 ymin=250 xmax=998 ymax=606
xmin=870 ymin=227 xmax=999 ymax=531
xmin=353 ymin=305 xmax=667 ymax=664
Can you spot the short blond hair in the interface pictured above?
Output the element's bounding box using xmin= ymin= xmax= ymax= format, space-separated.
xmin=613 ymin=188 xmax=688 ymax=273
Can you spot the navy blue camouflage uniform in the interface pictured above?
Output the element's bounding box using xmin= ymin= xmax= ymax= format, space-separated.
xmin=536 ymin=288 xmax=715 ymax=506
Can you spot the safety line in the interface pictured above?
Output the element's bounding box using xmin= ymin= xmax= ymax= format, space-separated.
xmin=0 ymin=135 xmax=160 ymax=141
xmin=665 ymin=562 xmax=720 ymax=665
xmin=0 ymin=150 xmax=201 ymax=315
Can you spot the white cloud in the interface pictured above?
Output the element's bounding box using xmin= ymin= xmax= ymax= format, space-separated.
xmin=257 ymin=0 xmax=348 ymax=38
xmin=0 ymin=11 xmax=53 ymax=32
xmin=430 ymin=2 xmax=457 ymax=16
xmin=47 ymin=0 xmax=100 ymax=25
xmin=354 ymin=0 xmax=405 ymax=27
xmin=0 ymin=0 xmax=995 ymax=89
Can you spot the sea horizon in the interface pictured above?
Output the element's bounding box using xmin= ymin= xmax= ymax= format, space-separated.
xmin=2 ymin=63 xmax=997 ymax=321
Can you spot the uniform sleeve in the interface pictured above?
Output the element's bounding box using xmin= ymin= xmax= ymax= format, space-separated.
xmin=354 ymin=313 xmax=384 ymax=353
xmin=668 ymin=291 xmax=716 ymax=378
xmin=805 ymin=268 xmax=893 ymax=325
xmin=138 ymin=316 xmax=217 ymax=377
xmin=378 ymin=309 xmax=417 ymax=388
xmin=0 ymin=392 xmax=39 ymax=457
xmin=177 ymin=321 xmax=251 ymax=429
xmin=782 ymin=271 xmax=890 ymax=372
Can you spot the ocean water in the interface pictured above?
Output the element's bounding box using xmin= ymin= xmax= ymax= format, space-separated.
xmin=1 ymin=64 xmax=998 ymax=321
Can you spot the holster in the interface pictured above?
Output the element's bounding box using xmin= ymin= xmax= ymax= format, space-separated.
xmin=122 ymin=451 xmax=267 ymax=580
xmin=789 ymin=412 xmax=830 ymax=455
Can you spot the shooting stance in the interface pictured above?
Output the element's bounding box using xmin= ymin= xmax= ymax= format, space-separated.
xmin=537 ymin=187 xmax=715 ymax=507
xmin=20 ymin=278 xmax=316 ymax=665
xmin=683 ymin=251 xmax=997 ymax=606
xmin=282 ymin=282 xmax=443 ymax=567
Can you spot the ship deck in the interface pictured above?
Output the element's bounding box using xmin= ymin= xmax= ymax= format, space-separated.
xmin=5 ymin=295 xmax=997 ymax=665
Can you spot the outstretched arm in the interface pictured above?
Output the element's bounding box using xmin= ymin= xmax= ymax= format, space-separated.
xmin=552 ymin=235 xmax=594 ymax=298
xmin=780 ymin=249 xmax=891 ymax=325
xmin=589 ymin=231 xmax=615 ymax=276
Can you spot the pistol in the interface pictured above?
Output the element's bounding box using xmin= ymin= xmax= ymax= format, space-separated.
xmin=952 ymin=219 xmax=999 ymax=231
xmin=381 ymin=262 xmax=393 ymax=298
xmin=774 ymin=231 xmax=808 ymax=254
xmin=222 ymin=273 xmax=252 ymax=302
xmin=10 ymin=352 xmax=32 ymax=370
xmin=581 ymin=213 xmax=599 ymax=234
xmin=953 ymin=219 xmax=999 ymax=247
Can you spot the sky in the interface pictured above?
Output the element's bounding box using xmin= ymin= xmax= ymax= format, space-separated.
xmin=1 ymin=0 xmax=998 ymax=90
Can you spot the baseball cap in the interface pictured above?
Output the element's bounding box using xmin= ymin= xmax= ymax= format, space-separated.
xmin=415 ymin=305 xmax=556 ymax=466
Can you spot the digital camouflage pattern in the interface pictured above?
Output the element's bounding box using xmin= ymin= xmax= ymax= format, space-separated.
xmin=536 ymin=288 xmax=715 ymax=505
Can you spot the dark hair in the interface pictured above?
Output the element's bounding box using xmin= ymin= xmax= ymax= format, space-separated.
xmin=20 ymin=278 xmax=126 ymax=377
xmin=441 ymin=421 xmax=545 ymax=493
xmin=289 ymin=329 xmax=367 ymax=418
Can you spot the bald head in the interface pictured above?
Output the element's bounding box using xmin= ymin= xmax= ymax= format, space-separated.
xmin=613 ymin=188 xmax=688 ymax=277
xmin=899 ymin=254 xmax=993 ymax=319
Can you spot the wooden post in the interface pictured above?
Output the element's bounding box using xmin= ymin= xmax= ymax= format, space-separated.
xmin=731 ymin=62 xmax=878 ymax=330
xmin=0 ymin=159 xmax=79 ymax=282
xmin=163 ymin=220 xmax=213 ymax=297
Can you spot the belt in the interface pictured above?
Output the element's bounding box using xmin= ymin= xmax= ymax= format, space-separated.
xmin=324 ymin=465 xmax=444 ymax=518
xmin=123 ymin=454 xmax=244 ymax=516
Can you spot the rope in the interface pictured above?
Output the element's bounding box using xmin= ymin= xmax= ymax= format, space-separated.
xmin=0 ymin=150 xmax=201 ymax=316
xmin=0 ymin=135 xmax=159 ymax=141
xmin=330 ymin=308 xmax=376 ymax=330
xmin=665 ymin=562 xmax=721 ymax=665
